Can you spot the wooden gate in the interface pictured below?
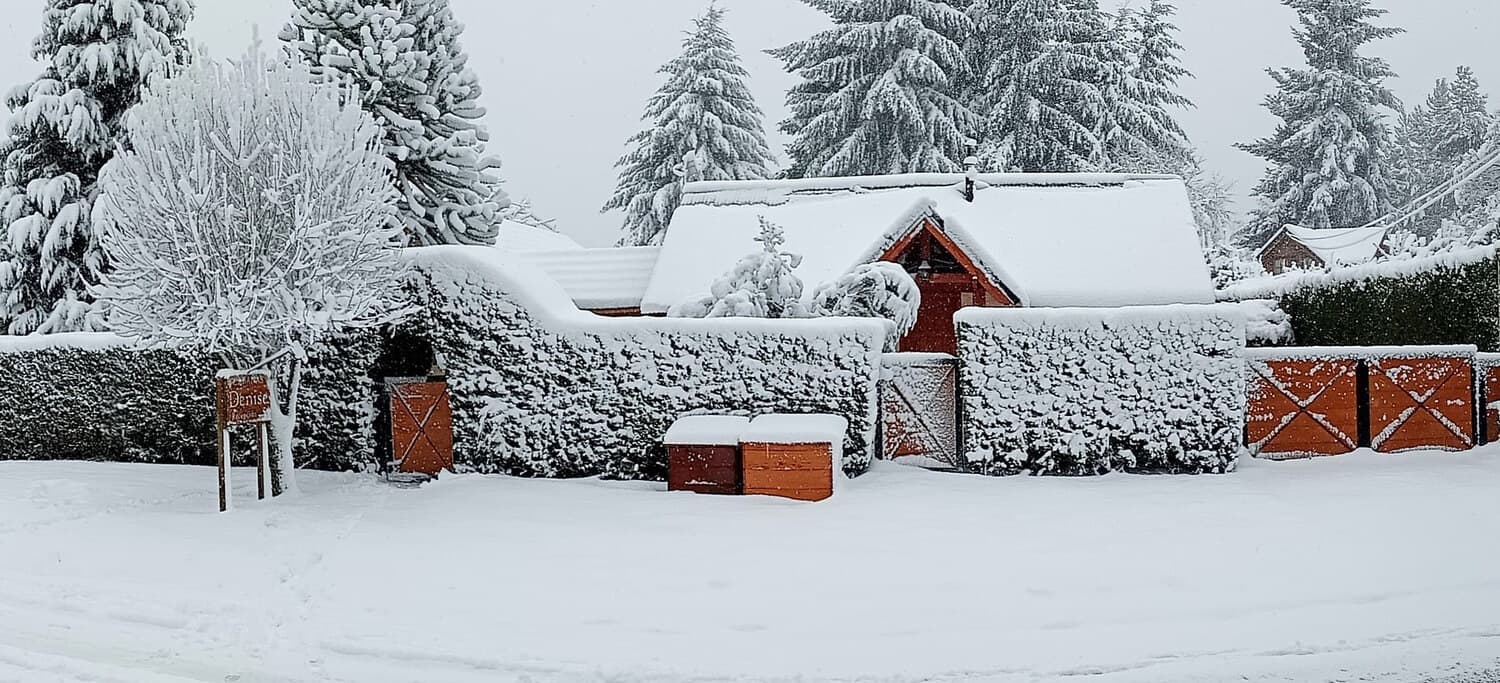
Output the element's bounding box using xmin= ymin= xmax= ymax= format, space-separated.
xmin=1368 ymin=356 xmax=1473 ymax=453
xmin=880 ymin=354 xmax=959 ymax=468
xmin=1481 ymin=355 xmax=1500 ymax=445
xmin=389 ymin=378 xmax=454 ymax=476
xmin=1246 ymin=353 xmax=1360 ymax=458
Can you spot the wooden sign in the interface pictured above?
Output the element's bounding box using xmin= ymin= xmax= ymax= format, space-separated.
xmin=215 ymin=371 xmax=274 ymax=513
xmin=217 ymin=373 xmax=273 ymax=426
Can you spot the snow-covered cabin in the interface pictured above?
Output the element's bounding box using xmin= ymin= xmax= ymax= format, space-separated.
xmin=640 ymin=173 xmax=1214 ymax=354
xmin=1257 ymin=225 xmax=1390 ymax=275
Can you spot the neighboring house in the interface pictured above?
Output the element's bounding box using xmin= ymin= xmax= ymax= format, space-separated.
xmin=519 ymin=173 xmax=1213 ymax=354
xmin=1257 ymin=225 xmax=1390 ymax=275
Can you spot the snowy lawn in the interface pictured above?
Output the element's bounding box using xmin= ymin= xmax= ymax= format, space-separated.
xmin=2 ymin=452 xmax=1500 ymax=682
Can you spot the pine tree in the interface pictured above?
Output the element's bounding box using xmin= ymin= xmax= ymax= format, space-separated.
xmin=0 ymin=0 xmax=193 ymax=335
xmin=1103 ymin=0 xmax=1193 ymax=171
xmin=281 ymin=0 xmax=507 ymax=247
xmin=602 ymin=5 xmax=776 ymax=247
xmin=1237 ymin=0 xmax=1402 ymax=247
xmin=965 ymin=0 xmax=1103 ymax=172
xmin=1386 ymin=68 xmax=1491 ymax=233
xmin=773 ymin=0 xmax=975 ymax=178
xmin=1435 ymin=66 xmax=1491 ymax=163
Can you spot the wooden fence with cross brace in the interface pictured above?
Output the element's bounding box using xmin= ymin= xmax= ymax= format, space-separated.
xmin=1246 ymin=346 xmax=1480 ymax=459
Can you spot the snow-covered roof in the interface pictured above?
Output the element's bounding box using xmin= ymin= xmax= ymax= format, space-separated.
xmin=530 ymin=246 xmax=663 ymax=310
xmin=1267 ymin=225 xmax=1389 ymax=265
xmin=496 ymin=220 xmax=583 ymax=253
xmin=642 ymin=173 xmax=1213 ymax=312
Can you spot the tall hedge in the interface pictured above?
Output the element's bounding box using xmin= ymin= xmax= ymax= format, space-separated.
xmin=957 ymin=305 xmax=1246 ymax=476
xmin=1227 ymin=250 xmax=1500 ymax=352
xmin=0 ymin=334 xmax=382 ymax=469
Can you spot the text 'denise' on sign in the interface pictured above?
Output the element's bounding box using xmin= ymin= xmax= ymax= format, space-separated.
xmin=216 ymin=372 xmax=273 ymax=426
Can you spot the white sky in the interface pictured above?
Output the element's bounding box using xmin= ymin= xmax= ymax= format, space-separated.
xmin=1 ymin=0 xmax=1496 ymax=246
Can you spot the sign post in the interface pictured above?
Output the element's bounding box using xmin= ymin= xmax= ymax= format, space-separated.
xmin=215 ymin=371 xmax=275 ymax=513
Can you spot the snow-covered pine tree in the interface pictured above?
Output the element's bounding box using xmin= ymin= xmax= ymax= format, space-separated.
xmin=1100 ymin=0 xmax=1193 ymax=172
xmin=773 ymin=0 xmax=975 ymax=178
xmin=602 ymin=5 xmax=776 ymax=247
xmin=1236 ymin=0 xmax=1402 ymax=248
xmin=0 ymin=0 xmax=193 ymax=335
xmin=281 ymin=0 xmax=507 ymax=247
xmin=670 ymin=217 xmax=809 ymax=319
xmin=1435 ymin=66 xmax=1491 ymax=163
xmin=964 ymin=0 xmax=1107 ymax=172
xmin=95 ymin=44 xmax=410 ymax=496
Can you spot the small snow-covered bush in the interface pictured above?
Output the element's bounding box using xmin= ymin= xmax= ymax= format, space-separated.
xmin=1239 ymin=299 xmax=1294 ymax=346
xmin=403 ymin=247 xmax=885 ymax=480
xmin=670 ymin=217 xmax=809 ymax=319
xmin=809 ymin=262 xmax=919 ymax=349
xmin=957 ymin=305 xmax=1246 ymax=476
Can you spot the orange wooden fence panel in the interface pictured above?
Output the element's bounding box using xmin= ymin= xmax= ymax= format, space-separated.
xmin=1246 ymin=357 xmax=1360 ymax=459
xmin=1368 ymin=356 xmax=1474 ymax=453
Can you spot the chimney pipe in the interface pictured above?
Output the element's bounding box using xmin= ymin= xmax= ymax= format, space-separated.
xmin=963 ymin=138 xmax=978 ymax=203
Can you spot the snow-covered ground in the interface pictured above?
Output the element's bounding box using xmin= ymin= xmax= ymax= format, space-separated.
xmin=2 ymin=453 xmax=1499 ymax=682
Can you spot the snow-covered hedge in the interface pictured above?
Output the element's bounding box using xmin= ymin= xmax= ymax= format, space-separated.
xmin=0 ymin=332 xmax=381 ymax=469
xmin=0 ymin=335 xmax=213 ymax=464
xmin=401 ymin=247 xmax=886 ymax=479
xmin=1221 ymin=247 xmax=1500 ymax=352
xmin=956 ymin=305 xmax=1246 ymax=476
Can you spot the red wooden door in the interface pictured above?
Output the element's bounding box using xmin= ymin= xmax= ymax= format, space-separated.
xmin=901 ymin=282 xmax=968 ymax=355
xmin=391 ymin=381 xmax=454 ymax=476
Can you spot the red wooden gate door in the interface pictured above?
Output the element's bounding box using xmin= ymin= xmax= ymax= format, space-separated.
xmin=390 ymin=380 xmax=454 ymax=476
xmin=1368 ymin=356 xmax=1473 ymax=453
xmin=1246 ymin=357 xmax=1360 ymax=458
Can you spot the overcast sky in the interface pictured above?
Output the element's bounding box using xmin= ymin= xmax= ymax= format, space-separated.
xmin=2 ymin=0 xmax=1497 ymax=246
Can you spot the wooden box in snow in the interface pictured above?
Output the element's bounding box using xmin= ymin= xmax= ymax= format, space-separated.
xmin=665 ymin=416 xmax=749 ymax=496
xmin=741 ymin=415 xmax=847 ymax=503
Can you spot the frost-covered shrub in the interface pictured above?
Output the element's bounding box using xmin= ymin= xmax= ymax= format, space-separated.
xmin=93 ymin=45 xmax=410 ymax=493
xmin=0 ymin=334 xmax=380 ymax=468
xmin=670 ymin=217 xmax=809 ymax=319
xmin=957 ymin=305 xmax=1246 ymax=476
xmin=402 ymin=247 xmax=885 ymax=479
xmin=809 ymin=262 xmax=920 ymax=349
xmin=1238 ymin=299 xmax=1294 ymax=346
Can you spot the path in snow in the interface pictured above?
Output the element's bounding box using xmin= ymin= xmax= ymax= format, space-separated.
xmin=2 ymin=452 xmax=1500 ymax=682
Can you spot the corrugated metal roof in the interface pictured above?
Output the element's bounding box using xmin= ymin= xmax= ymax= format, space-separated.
xmin=531 ymin=246 xmax=662 ymax=310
